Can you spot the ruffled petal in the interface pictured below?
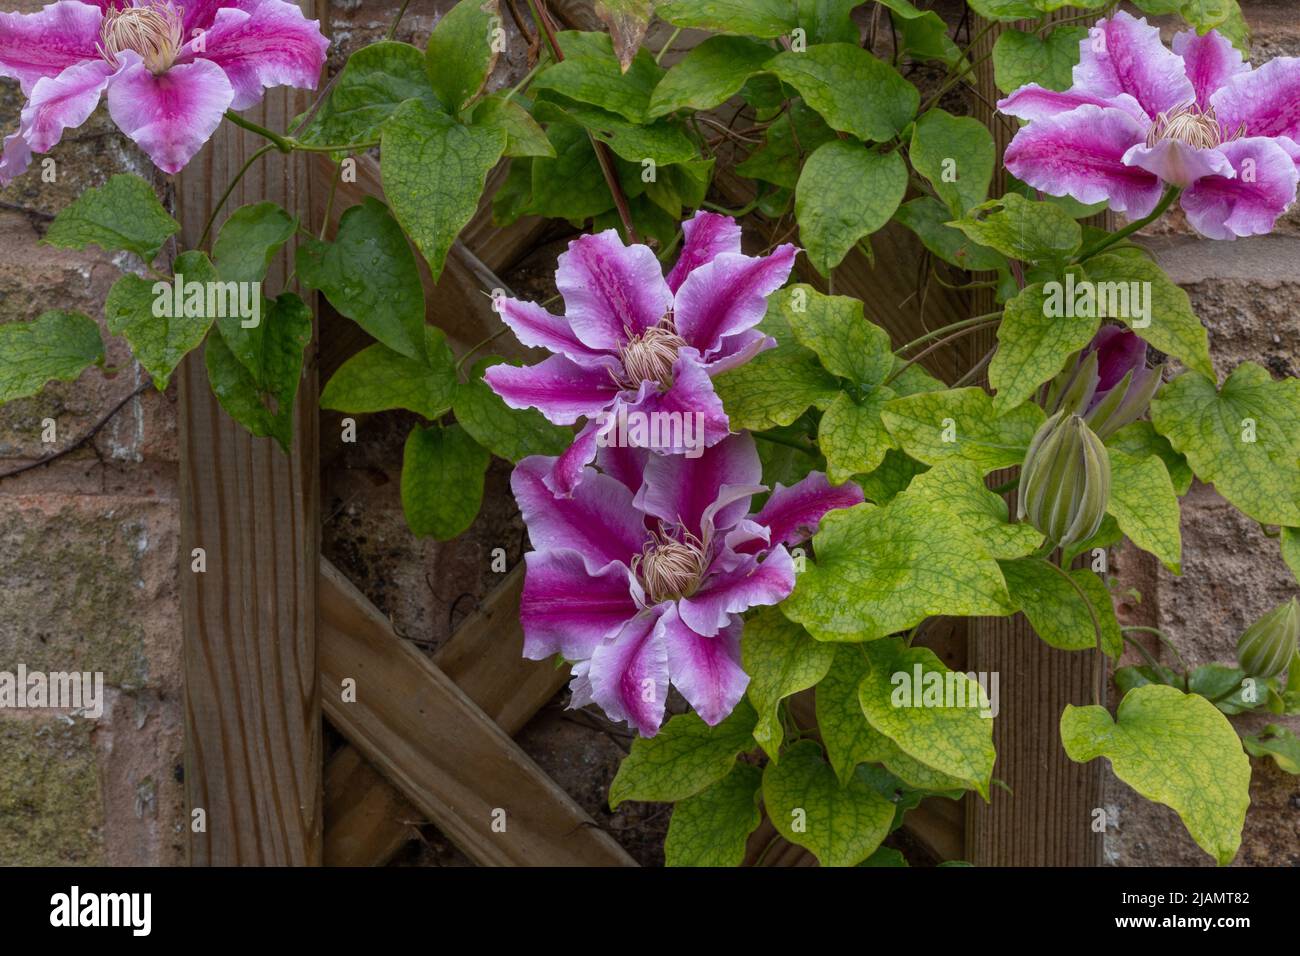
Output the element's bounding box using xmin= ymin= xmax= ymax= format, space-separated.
xmin=1003 ymin=104 xmax=1162 ymax=216
xmin=998 ymin=85 xmax=1148 ymax=125
xmin=512 ymin=455 xmax=648 ymax=573
xmin=1173 ymin=28 xmax=1248 ymax=109
xmin=497 ymin=297 xmax=613 ymax=367
xmin=664 ymin=210 xmax=742 ymax=293
xmin=1072 ymin=10 xmax=1195 ymax=120
xmin=1122 ymin=139 xmax=1233 ymax=189
xmin=520 ymin=549 xmax=638 ymax=661
xmin=587 ymin=608 xmax=670 ymax=736
xmin=105 ymin=56 xmax=233 ymax=174
xmin=186 ymin=0 xmax=328 ymax=110
xmin=545 ymin=418 xmax=601 ymax=498
xmin=555 ymin=229 xmax=673 ymax=350
xmin=1211 ymin=55 xmax=1300 ymax=142
xmin=701 ymin=327 xmax=775 ymax=376
xmin=660 ymin=607 xmax=747 ymax=727
xmin=0 ymin=129 xmax=32 ymax=185
xmin=634 ymin=431 xmax=762 ymax=541
xmin=182 ymin=0 xmax=260 ymax=35
xmin=678 ymin=545 xmax=794 ymax=638
xmin=0 ymin=1 xmax=102 ymax=95
xmin=673 ymin=244 xmax=797 ymax=356
xmin=616 ymin=350 xmax=730 ymax=457
xmin=0 ymin=57 xmax=113 ymax=185
xmin=751 ymin=471 xmax=864 ymax=550
xmin=1180 ymin=136 xmax=1300 ymax=239
xmin=595 ymin=439 xmax=648 ymax=495
xmin=484 ymin=353 xmax=619 ymax=426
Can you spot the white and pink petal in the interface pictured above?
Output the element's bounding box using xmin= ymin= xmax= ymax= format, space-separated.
xmin=555 ymin=229 xmax=673 ymax=351
xmin=618 ymin=350 xmax=730 ymax=458
xmin=587 ymin=609 xmax=671 ymax=736
xmin=520 ymin=549 xmax=638 ymax=661
xmin=1071 ymin=10 xmax=1194 ymax=120
xmin=106 ymin=56 xmax=234 ymax=174
xmin=1003 ymin=104 xmax=1162 ymax=216
xmin=0 ymin=1 xmax=103 ymax=95
xmin=998 ymin=85 xmax=1147 ymax=125
xmin=634 ymin=432 xmax=762 ymax=541
xmin=672 ymin=244 xmax=797 ymax=355
xmin=1212 ymin=55 xmax=1300 ymax=142
xmin=1173 ymin=28 xmax=1248 ymax=109
xmin=186 ymin=1 xmax=327 ymax=110
xmin=678 ymin=546 xmax=795 ymax=638
xmin=660 ymin=607 xmax=748 ymax=727
xmin=484 ymin=353 xmax=619 ymax=426
xmin=664 ymin=210 xmax=742 ymax=293
xmin=752 ymin=471 xmax=865 ymax=548
xmin=497 ymin=297 xmax=613 ymax=367
xmin=511 ymin=455 xmax=648 ymax=573
xmin=1122 ymin=139 xmax=1233 ymax=189
xmin=1180 ymin=136 xmax=1299 ymax=239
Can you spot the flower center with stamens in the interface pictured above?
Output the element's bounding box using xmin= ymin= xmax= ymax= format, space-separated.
xmin=617 ymin=322 xmax=687 ymax=390
xmin=99 ymin=3 xmax=185 ymax=75
xmin=632 ymin=531 xmax=708 ymax=603
xmin=1146 ymin=102 xmax=1243 ymax=151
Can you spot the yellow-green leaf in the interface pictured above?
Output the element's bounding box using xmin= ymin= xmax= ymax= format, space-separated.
xmin=1060 ymin=683 xmax=1250 ymax=866
xmin=742 ymin=608 xmax=836 ymax=760
xmin=609 ymin=700 xmax=757 ymax=808
xmin=1107 ymin=447 xmax=1182 ymax=574
xmin=761 ymin=740 xmax=895 ymax=866
xmin=1151 ymin=363 xmax=1300 ymax=526
xmin=882 ymin=386 xmax=1045 ymax=474
xmin=664 ymin=763 xmax=762 ymax=867
xmin=858 ymin=638 xmax=996 ymax=797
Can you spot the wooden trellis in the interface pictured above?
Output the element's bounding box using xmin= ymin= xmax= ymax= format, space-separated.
xmin=175 ymin=0 xmax=1076 ymax=867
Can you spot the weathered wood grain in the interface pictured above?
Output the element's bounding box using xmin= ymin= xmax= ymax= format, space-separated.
xmin=322 ymin=565 xmax=573 ymax=865
xmin=176 ymin=0 xmax=323 ymax=866
xmin=964 ymin=13 xmax=1105 ymax=867
xmin=319 ymin=559 xmax=635 ymax=866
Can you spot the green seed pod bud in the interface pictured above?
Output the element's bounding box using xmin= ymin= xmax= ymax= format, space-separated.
xmin=1017 ymin=411 xmax=1111 ymax=548
xmin=1236 ymin=598 xmax=1300 ymax=679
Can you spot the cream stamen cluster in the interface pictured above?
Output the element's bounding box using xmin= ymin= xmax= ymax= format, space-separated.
xmin=616 ymin=320 xmax=687 ymax=390
xmin=1145 ymin=102 xmax=1243 ymax=151
xmin=99 ymin=3 xmax=185 ymax=75
xmin=632 ymin=530 xmax=708 ymax=603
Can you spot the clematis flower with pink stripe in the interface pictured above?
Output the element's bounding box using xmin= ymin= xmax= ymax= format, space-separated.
xmin=514 ymin=433 xmax=861 ymax=736
xmin=999 ymin=10 xmax=1300 ymax=239
xmin=485 ymin=211 xmax=798 ymax=496
xmin=0 ymin=0 xmax=328 ymax=183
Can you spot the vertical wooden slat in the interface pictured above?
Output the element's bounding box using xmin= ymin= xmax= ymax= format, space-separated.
xmin=964 ymin=12 xmax=1105 ymax=867
xmin=177 ymin=0 xmax=323 ymax=865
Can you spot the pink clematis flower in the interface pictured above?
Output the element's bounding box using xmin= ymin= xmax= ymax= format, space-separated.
xmin=0 ymin=0 xmax=328 ymax=183
xmin=999 ymin=10 xmax=1300 ymax=239
xmin=485 ymin=211 xmax=798 ymax=496
xmin=513 ymin=433 xmax=861 ymax=736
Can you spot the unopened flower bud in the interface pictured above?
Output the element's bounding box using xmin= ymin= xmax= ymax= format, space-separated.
xmin=1017 ymin=411 xmax=1111 ymax=547
xmin=1047 ymin=326 xmax=1164 ymax=439
xmin=1236 ymin=598 xmax=1299 ymax=679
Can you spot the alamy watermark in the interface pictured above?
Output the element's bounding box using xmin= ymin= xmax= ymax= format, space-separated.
xmin=0 ymin=664 xmax=104 ymax=718
xmin=1043 ymin=272 xmax=1151 ymax=328
xmin=595 ymin=406 xmax=706 ymax=458
xmin=891 ymin=664 xmax=999 ymax=718
xmin=152 ymin=273 xmax=262 ymax=329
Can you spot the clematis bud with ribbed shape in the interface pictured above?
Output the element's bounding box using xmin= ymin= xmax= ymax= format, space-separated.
xmin=1047 ymin=326 xmax=1164 ymax=439
xmin=1017 ymin=411 xmax=1111 ymax=547
xmin=1236 ymin=598 xmax=1299 ymax=679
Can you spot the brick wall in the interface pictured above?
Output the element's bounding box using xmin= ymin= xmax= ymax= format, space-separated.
xmin=0 ymin=1 xmax=183 ymax=865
